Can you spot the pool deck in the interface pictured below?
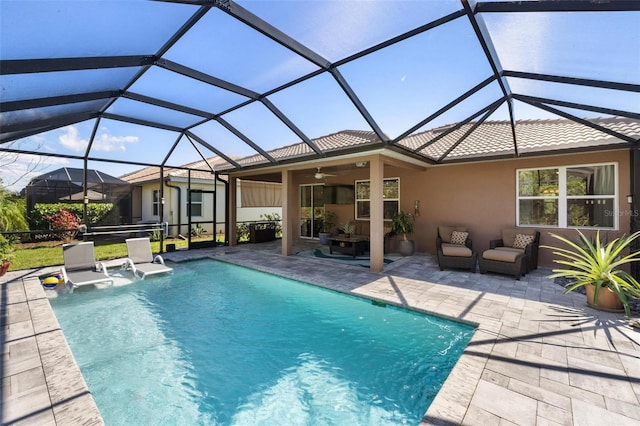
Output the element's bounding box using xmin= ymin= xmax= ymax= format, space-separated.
xmin=1 ymin=240 xmax=639 ymax=425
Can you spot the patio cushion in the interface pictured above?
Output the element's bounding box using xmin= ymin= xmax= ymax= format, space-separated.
xmin=513 ymin=233 xmax=535 ymax=249
xmin=501 ymin=228 xmax=537 ymax=247
xmin=483 ymin=249 xmax=520 ymax=263
xmin=441 ymin=243 xmax=473 ymax=258
xmin=450 ymin=231 xmax=468 ymax=245
xmin=495 ymin=247 xmax=524 ymax=254
xmin=438 ymin=226 xmax=468 ymax=243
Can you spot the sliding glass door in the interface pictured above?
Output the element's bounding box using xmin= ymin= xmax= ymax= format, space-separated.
xmin=300 ymin=184 xmax=324 ymax=239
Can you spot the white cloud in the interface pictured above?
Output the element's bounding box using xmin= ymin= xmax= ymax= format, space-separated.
xmin=92 ymin=131 xmax=138 ymax=152
xmin=58 ymin=125 xmax=138 ymax=153
xmin=58 ymin=125 xmax=87 ymax=151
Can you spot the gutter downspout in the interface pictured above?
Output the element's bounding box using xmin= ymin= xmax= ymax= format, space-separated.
xmin=164 ymin=177 xmax=181 ymax=237
xmin=215 ymin=172 xmax=229 ymax=245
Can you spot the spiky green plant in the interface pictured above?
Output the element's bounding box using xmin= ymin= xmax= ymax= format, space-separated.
xmin=543 ymin=230 xmax=640 ymax=317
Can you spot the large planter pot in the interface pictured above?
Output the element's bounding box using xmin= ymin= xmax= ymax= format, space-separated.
xmin=0 ymin=261 xmax=10 ymax=277
xmin=398 ymin=240 xmax=415 ymax=256
xmin=318 ymin=232 xmax=331 ymax=245
xmin=585 ymin=284 xmax=624 ymax=313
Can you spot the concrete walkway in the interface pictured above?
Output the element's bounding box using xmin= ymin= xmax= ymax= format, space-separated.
xmin=2 ymin=240 xmax=639 ymax=425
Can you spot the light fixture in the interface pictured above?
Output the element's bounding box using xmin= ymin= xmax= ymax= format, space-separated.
xmin=355 ymin=161 xmax=367 ymax=168
xmin=627 ymin=194 xmax=633 ymax=204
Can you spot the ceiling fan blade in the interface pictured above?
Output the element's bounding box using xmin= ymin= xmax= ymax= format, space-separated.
xmin=313 ymin=167 xmax=337 ymax=179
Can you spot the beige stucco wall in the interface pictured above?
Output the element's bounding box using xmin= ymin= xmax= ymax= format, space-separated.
xmin=407 ymin=150 xmax=632 ymax=267
xmin=289 ymin=149 xmax=632 ymax=268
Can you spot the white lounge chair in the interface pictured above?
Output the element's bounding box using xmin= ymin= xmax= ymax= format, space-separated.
xmin=61 ymin=242 xmax=113 ymax=290
xmin=123 ymin=237 xmax=173 ymax=279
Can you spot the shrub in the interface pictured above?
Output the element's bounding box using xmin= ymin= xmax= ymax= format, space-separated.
xmin=31 ymin=203 xmax=116 ymax=230
xmin=236 ymin=222 xmax=250 ymax=242
xmin=45 ymin=209 xmax=80 ymax=241
xmin=260 ymin=212 xmax=282 ymax=236
xmin=191 ymin=224 xmax=205 ymax=237
xmin=0 ymin=234 xmax=16 ymax=262
xmin=149 ymin=229 xmax=162 ymax=242
xmin=0 ymin=185 xmax=28 ymax=232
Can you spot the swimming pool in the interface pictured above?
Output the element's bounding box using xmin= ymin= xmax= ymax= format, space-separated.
xmin=49 ymin=259 xmax=475 ymax=425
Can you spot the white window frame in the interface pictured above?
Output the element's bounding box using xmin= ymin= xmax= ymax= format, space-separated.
xmin=355 ymin=177 xmax=400 ymax=221
xmin=152 ymin=189 xmax=160 ymax=217
xmin=516 ymin=162 xmax=618 ymax=229
xmin=189 ymin=191 xmax=203 ymax=218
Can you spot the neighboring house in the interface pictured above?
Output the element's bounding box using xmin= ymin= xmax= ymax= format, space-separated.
xmin=25 ymin=167 xmax=132 ymax=225
xmin=120 ymin=158 xmax=282 ymax=238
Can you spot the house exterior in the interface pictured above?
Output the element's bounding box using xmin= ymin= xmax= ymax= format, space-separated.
xmin=226 ymin=117 xmax=639 ymax=272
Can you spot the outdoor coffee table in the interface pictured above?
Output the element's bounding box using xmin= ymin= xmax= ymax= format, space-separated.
xmin=328 ymin=236 xmax=369 ymax=258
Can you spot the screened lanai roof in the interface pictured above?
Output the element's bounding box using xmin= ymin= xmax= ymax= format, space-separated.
xmin=1 ymin=0 xmax=638 ymax=189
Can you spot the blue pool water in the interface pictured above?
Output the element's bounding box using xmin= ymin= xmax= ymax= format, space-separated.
xmin=49 ymin=259 xmax=475 ymax=425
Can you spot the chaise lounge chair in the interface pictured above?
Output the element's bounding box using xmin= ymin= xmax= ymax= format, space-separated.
xmin=61 ymin=241 xmax=113 ymax=290
xmin=122 ymin=237 xmax=173 ymax=279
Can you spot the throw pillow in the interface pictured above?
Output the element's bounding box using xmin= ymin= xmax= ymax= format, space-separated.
xmin=513 ymin=233 xmax=535 ymax=249
xmin=450 ymin=231 xmax=468 ymax=246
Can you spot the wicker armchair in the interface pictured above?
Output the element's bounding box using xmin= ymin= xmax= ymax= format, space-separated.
xmin=436 ymin=226 xmax=477 ymax=272
xmin=489 ymin=229 xmax=540 ymax=273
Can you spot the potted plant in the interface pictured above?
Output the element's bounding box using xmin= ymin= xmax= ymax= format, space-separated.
xmin=391 ymin=211 xmax=415 ymax=256
xmin=340 ymin=221 xmax=355 ymax=238
xmin=0 ymin=234 xmax=15 ymax=277
xmin=318 ymin=210 xmax=337 ymax=245
xmin=544 ymin=230 xmax=640 ymax=317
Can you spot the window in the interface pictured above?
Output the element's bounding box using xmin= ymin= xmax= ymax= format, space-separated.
xmin=355 ymin=178 xmax=399 ymax=220
xmin=152 ymin=190 xmax=160 ymax=216
xmin=517 ymin=163 xmax=617 ymax=229
xmin=189 ymin=191 xmax=202 ymax=217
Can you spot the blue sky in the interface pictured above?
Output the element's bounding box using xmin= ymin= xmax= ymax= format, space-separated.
xmin=1 ymin=1 xmax=638 ymax=191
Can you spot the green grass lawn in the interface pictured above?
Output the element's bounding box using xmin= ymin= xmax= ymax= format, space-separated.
xmin=10 ymin=237 xmax=223 ymax=271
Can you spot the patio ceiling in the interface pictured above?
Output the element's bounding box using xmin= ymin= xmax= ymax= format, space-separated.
xmin=1 ymin=1 xmax=639 ymax=187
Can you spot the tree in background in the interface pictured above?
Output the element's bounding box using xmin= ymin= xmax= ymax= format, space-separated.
xmin=0 ymin=179 xmax=28 ymax=233
xmin=0 ymin=142 xmax=44 ymax=190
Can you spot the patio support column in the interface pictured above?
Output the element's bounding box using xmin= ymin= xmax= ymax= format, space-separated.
xmin=282 ymin=169 xmax=294 ymax=256
xmin=369 ymin=156 xmax=384 ymax=272
xmin=228 ymin=176 xmax=237 ymax=246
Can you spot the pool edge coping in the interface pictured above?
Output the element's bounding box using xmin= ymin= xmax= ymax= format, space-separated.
xmin=2 ymin=276 xmax=104 ymax=425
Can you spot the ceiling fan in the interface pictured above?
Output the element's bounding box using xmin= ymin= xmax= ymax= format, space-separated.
xmin=314 ymin=167 xmax=336 ymax=180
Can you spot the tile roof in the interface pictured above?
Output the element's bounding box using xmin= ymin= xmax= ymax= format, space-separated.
xmin=120 ymin=157 xmax=231 ymax=184
xmin=122 ymin=117 xmax=638 ymax=183
xmin=233 ymin=130 xmax=382 ymax=167
xmin=399 ymin=116 xmax=639 ymax=161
